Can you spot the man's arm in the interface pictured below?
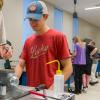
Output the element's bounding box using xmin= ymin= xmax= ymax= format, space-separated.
xmin=61 ymin=57 xmax=73 ymax=82
xmin=90 ymin=48 xmax=98 ymax=56
xmin=15 ymin=58 xmax=25 ymax=79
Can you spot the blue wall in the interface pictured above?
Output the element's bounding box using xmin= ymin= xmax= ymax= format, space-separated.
xmin=54 ymin=8 xmax=63 ymax=32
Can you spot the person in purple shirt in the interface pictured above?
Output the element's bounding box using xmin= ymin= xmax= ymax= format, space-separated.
xmin=72 ymin=36 xmax=86 ymax=94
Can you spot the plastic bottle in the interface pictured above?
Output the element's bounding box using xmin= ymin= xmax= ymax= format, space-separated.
xmin=0 ymin=82 xmax=6 ymax=96
xmin=47 ymin=60 xmax=64 ymax=96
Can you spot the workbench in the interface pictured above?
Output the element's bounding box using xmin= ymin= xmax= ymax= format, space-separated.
xmin=17 ymin=86 xmax=75 ymax=100
xmin=0 ymin=69 xmax=75 ymax=100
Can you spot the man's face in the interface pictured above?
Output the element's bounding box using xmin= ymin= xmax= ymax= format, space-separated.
xmin=29 ymin=15 xmax=47 ymax=32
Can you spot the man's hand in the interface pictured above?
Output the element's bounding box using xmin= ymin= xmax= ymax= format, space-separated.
xmin=48 ymin=84 xmax=54 ymax=90
xmin=0 ymin=44 xmax=13 ymax=59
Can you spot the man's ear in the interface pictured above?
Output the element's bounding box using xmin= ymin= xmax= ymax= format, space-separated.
xmin=43 ymin=14 xmax=48 ymax=20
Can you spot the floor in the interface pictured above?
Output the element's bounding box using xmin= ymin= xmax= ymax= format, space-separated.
xmin=75 ymin=77 xmax=100 ymax=100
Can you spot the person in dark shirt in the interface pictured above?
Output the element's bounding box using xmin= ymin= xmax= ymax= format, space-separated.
xmin=82 ymin=39 xmax=97 ymax=92
xmin=88 ymin=41 xmax=99 ymax=85
xmin=85 ymin=41 xmax=97 ymax=75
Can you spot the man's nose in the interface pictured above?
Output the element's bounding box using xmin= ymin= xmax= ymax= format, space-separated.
xmin=30 ymin=21 xmax=37 ymax=26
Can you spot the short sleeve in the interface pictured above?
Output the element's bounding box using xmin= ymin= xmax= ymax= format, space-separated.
xmin=56 ymin=34 xmax=70 ymax=60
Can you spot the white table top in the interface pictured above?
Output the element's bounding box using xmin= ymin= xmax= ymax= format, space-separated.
xmin=17 ymin=86 xmax=75 ymax=100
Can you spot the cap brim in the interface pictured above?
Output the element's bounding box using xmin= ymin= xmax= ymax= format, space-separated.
xmin=25 ymin=13 xmax=42 ymax=20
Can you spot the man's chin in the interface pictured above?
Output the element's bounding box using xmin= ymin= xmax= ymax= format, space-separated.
xmin=33 ymin=27 xmax=38 ymax=31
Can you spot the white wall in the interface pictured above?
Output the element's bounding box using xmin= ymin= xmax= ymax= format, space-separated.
xmin=3 ymin=0 xmax=23 ymax=60
xmin=46 ymin=3 xmax=54 ymax=29
xmin=79 ymin=18 xmax=100 ymax=49
xmin=63 ymin=12 xmax=73 ymax=49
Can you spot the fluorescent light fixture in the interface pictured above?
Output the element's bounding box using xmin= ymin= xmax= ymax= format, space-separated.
xmin=85 ymin=6 xmax=100 ymax=10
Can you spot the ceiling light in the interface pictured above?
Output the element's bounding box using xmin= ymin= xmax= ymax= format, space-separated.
xmin=85 ymin=6 xmax=100 ymax=10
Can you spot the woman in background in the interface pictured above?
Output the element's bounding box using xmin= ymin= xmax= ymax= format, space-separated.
xmin=82 ymin=39 xmax=98 ymax=92
xmin=89 ymin=40 xmax=98 ymax=85
xmin=73 ymin=36 xmax=86 ymax=94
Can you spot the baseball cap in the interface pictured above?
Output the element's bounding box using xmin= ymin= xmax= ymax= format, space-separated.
xmin=25 ymin=1 xmax=48 ymax=20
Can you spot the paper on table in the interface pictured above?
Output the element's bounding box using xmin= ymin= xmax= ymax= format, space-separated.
xmin=18 ymin=85 xmax=35 ymax=91
xmin=33 ymin=90 xmax=73 ymax=100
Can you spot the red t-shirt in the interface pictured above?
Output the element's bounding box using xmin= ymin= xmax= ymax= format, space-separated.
xmin=20 ymin=29 xmax=70 ymax=88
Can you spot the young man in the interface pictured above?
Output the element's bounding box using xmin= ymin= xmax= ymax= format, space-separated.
xmin=15 ymin=1 xmax=73 ymax=89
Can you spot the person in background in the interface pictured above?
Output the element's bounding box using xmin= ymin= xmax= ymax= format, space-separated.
xmin=72 ymin=36 xmax=86 ymax=94
xmin=15 ymin=1 xmax=73 ymax=89
xmin=89 ymin=40 xmax=99 ymax=85
xmin=4 ymin=40 xmax=13 ymax=69
xmin=0 ymin=0 xmax=13 ymax=59
xmin=82 ymin=39 xmax=98 ymax=92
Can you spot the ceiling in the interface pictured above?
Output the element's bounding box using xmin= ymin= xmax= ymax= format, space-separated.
xmin=44 ymin=0 xmax=100 ymax=28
